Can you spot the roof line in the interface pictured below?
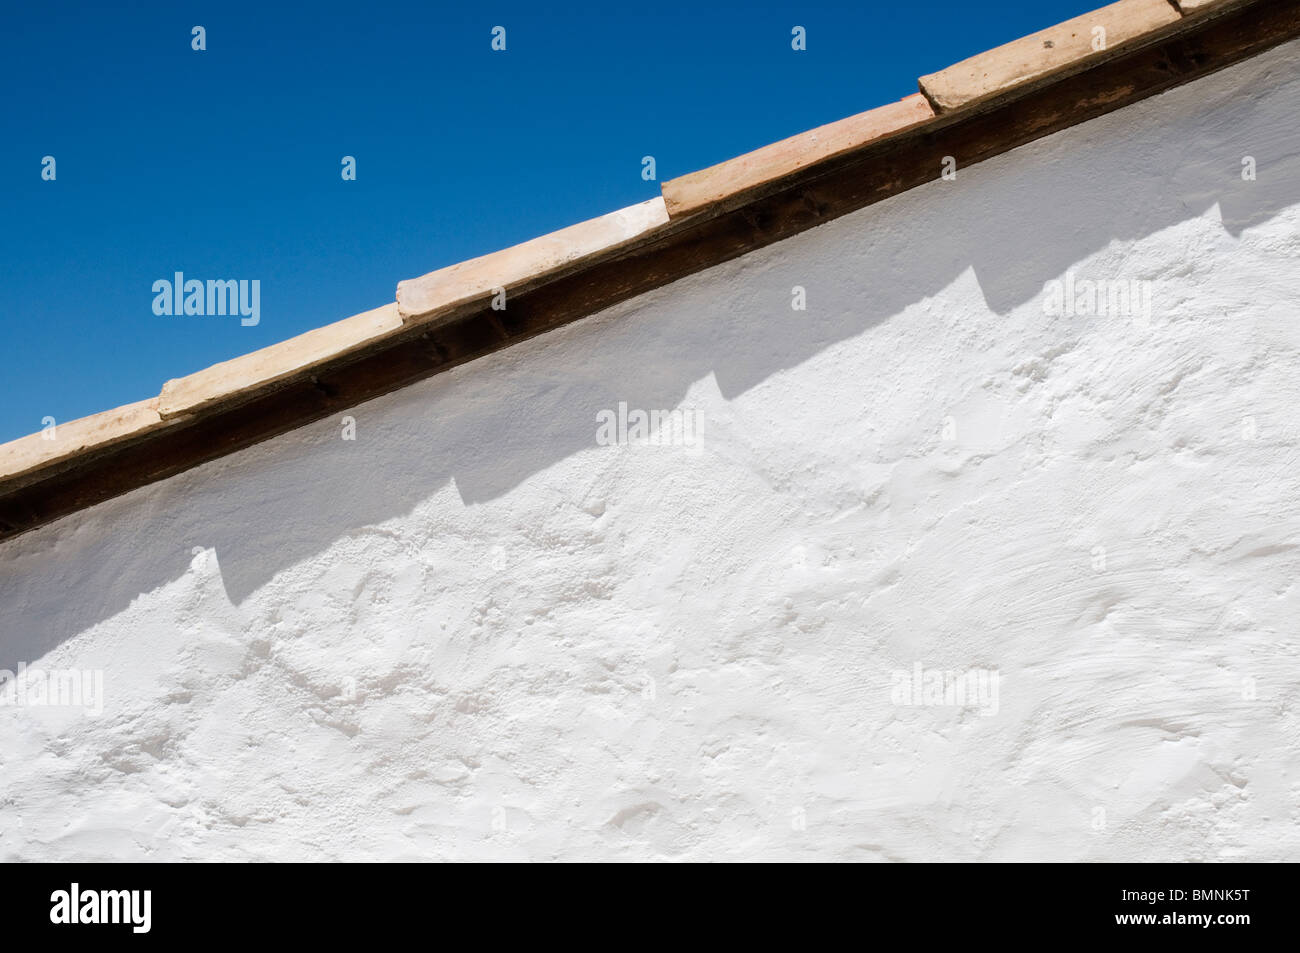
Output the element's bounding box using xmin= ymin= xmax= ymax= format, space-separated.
xmin=1 ymin=0 xmax=1295 ymax=543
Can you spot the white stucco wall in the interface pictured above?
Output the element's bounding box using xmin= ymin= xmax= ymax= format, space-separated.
xmin=3 ymin=40 xmax=1299 ymax=862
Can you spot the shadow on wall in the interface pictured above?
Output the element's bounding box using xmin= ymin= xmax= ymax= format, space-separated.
xmin=2 ymin=40 xmax=1299 ymax=667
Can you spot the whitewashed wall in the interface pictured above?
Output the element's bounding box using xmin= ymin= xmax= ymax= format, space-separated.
xmin=3 ymin=39 xmax=1299 ymax=862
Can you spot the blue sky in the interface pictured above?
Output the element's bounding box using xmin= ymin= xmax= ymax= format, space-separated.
xmin=0 ymin=0 xmax=1099 ymax=443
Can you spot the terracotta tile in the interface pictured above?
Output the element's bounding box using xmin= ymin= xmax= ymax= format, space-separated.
xmin=919 ymin=0 xmax=1181 ymax=112
xmin=662 ymin=95 xmax=936 ymax=220
xmin=158 ymin=304 xmax=403 ymax=420
xmin=0 ymin=399 xmax=164 ymax=483
xmin=398 ymin=199 xmax=671 ymax=324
